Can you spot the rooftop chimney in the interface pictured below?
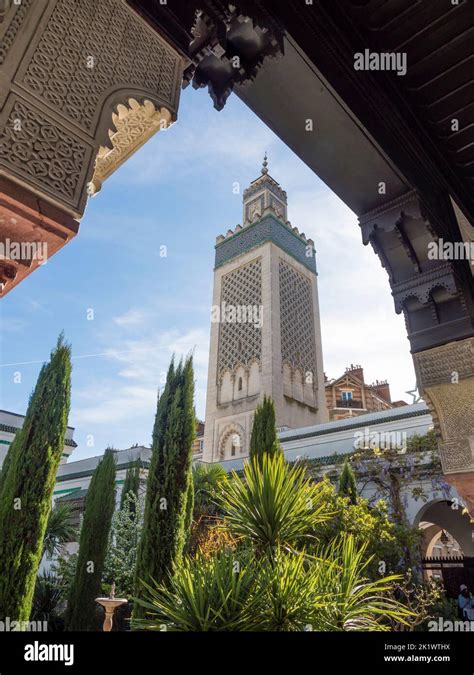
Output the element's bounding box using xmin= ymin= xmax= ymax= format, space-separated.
xmin=345 ymin=364 xmax=364 ymax=383
xmin=370 ymin=379 xmax=391 ymax=403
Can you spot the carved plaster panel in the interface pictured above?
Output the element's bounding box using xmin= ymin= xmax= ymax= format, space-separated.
xmin=0 ymin=0 xmax=183 ymax=215
xmin=414 ymin=337 xmax=474 ymax=474
xmin=88 ymin=98 xmax=172 ymax=195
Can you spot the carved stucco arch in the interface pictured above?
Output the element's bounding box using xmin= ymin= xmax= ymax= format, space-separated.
xmin=91 ymin=85 xmax=178 ymax=146
xmin=247 ymin=356 xmax=262 ymax=372
xmin=218 ymin=423 xmax=245 ymax=461
xmin=218 ymin=357 xmax=262 ymax=382
xmin=87 ymin=96 xmax=174 ymax=196
xmin=413 ymin=337 xmax=474 ymax=517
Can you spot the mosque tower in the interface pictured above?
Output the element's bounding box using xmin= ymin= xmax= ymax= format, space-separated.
xmin=203 ymin=155 xmax=328 ymax=462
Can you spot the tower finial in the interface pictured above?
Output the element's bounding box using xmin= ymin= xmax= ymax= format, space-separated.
xmin=261 ymin=152 xmax=268 ymax=175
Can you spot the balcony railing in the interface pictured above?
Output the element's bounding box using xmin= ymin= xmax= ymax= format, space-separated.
xmin=335 ymin=399 xmax=363 ymax=409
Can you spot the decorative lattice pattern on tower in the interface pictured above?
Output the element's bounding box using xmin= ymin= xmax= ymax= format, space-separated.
xmin=217 ymin=258 xmax=262 ymax=375
xmin=279 ymin=259 xmax=317 ymax=378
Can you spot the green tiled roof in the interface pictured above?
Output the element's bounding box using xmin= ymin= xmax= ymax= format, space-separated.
xmin=279 ymin=406 xmax=429 ymax=443
xmin=56 ymin=460 xmax=150 ymax=483
xmin=215 ymin=213 xmax=317 ymax=273
xmin=55 ymin=488 xmax=86 ymax=501
xmin=0 ymin=423 xmax=77 ymax=447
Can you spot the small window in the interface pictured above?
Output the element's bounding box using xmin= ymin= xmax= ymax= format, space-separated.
xmin=341 ymin=391 xmax=353 ymax=401
xmin=238 ymin=377 xmax=243 ymax=391
xmin=231 ymin=444 xmax=236 ymax=457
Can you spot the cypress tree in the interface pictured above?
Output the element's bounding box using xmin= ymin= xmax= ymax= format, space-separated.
xmin=66 ymin=448 xmax=116 ymax=631
xmin=183 ymin=472 xmax=194 ymax=553
xmin=134 ymin=356 xmax=195 ymax=617
xmin=120 ymin=460 xmax=141 ymax=512
xmin=249 ymin=395 xmax=283 ymax=464
xmin=338 ymin=459 xmax=358 ymax=504
xmin=0 ymin=334 xmax=72 ymax=622
xmin=0 ymin=436 xmax=14 ymax=496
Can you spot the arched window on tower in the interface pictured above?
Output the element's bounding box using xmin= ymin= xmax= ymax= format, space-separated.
xmin=238 ymin=376 xmax=243 ymax=391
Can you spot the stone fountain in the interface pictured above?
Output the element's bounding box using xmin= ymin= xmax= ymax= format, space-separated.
xmin=95 ymin=583 xmax=128 ymax=632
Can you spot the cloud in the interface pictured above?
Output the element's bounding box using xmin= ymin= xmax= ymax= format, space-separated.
xmin=113 ymin=308 xmax=147 ymax=327
xmin=0 ymin=317 xmax=27 ymax=333
xmin=71 ymin=327 xmax=209 ymax=432
xmin=107 ymin=90 xmax=277 ymax=187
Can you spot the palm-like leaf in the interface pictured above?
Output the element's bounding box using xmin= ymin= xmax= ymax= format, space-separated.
xmin=133 ymin=550 xmax=262 ymax=632
xmin=133 ymin=453 xmax=412 ymax=632
xmin=192 ymin=463 xmax=228 ymax=511
xmin=31 ymin=572 xmax=62 ymax=621
xmin=42 ymin=502 xmax=76 ymax=559
xmin=132 ymin=536 xmax=411 ymax=631
xmin=217 ymin=453 xmax=330 ymax=550
xmin=310 ymin=535 xmax=414 ymax=631
xmin=255 ymin=549 xmax=327 ymax=631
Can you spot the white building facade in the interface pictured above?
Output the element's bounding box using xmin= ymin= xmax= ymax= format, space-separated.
xmin=0 ymin=409 xmax=76 ymax=467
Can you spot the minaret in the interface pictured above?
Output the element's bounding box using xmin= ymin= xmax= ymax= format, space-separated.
xmin=203 ymin=157 xmax=328 ymax=462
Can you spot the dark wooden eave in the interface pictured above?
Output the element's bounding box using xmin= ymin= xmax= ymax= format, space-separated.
xmin=273 ymin=0 xmax=474 ymax=226
xmin=127 ymin=0 xmax=474 ymax=352
xmin=127 ymin=0 xmax=474 ymax=226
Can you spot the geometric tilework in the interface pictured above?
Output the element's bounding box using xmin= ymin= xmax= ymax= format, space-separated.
xmin=215 ymin=214 xmax=316 ymax=273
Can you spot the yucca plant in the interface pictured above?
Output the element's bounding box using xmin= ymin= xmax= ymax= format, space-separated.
xmin=31 ymin=572 xmax=63 ymax=628
xmin=134 ymin=548 xmax=324 ymax=632
xmin=132 ymin=538 xmax=411 ymax=632
xmin=134 ymin=452 xmax=413 ymax=632
xmin=217 ymin=452 xmax=330 ymax=551
xmin=309 ymin=535 xmax=414 ymax=631
xmin=255 ymin=548 xmax=326 ymax=631
xmin=133 ymin=550 xmax=262 ymax=632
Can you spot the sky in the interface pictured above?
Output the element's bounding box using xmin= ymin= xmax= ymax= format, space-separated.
xmin=0 ymin=87 xmax=418 ymax=461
